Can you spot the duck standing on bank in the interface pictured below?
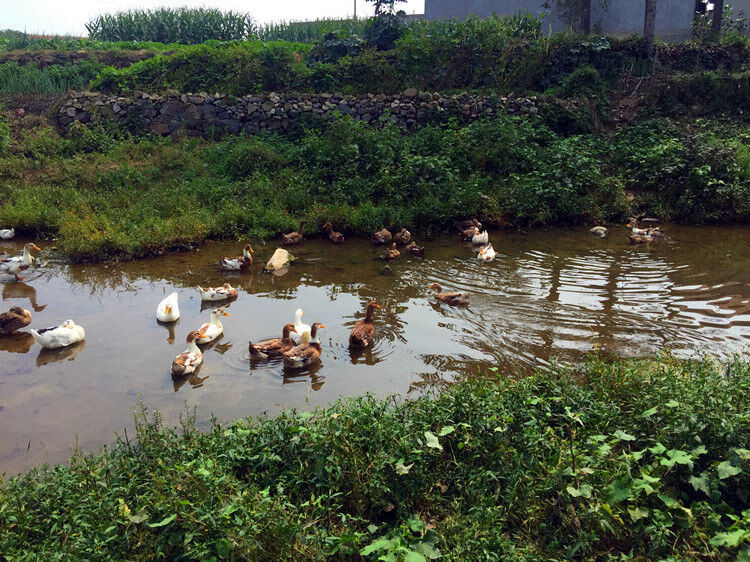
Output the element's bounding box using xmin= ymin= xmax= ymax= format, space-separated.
xmin=0 ymin=306 xmax=32 ymax=335
xmin=0 ymin=228 xmax=14 ymax=240
xmin=349 ymin=300 xmax=380 ymax=348
xmin=282 ymin=221 xmax=306 ymax=246
xmin=30 ymin=319 xmax=85 ymax=349
xmin=372 ymin=228 xmax=392 ymax=245
xmin=428 ymin=283 xmax=469 ymax=306
xmin=196 ymin=308 xmax=230 ymax=344
xmin=156 ymin=292 xmax=180 ymax=323
xmin=248 ymin=323 xmax=298 ymax=360
xmin=221 ymin=245 xmax=253 ymax=271
xmin=171 ymin=331 xmax=204 ymax=377
xmin=283 ymin=321 xmax=325 ymax=369
xmin=1 ymin=242 xmax=41 ymax=281
xmin=322 ymin=222 xmax=345 ymax=244
xmin=198 ymin=283 xmax=239 ymax=301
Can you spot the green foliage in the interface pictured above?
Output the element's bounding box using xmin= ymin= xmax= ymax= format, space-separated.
xmin=0 ymin=60 xmax=105 ymax=94
xmin=0 ymin=115 xmax=10 ymax=155
xmin=0 ymin=356 xmax=748 ymax=559
xmin=85 ymin=8 xmax=254 ymax=44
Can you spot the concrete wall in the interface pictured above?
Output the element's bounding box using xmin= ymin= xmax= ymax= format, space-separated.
xmin=425 ymin=0 xmax=698 ymax=41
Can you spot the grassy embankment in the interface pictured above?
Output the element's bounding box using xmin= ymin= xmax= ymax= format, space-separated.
xmin=0 ymin=17 xmax=748 ymax=261
xmin=0 ymin=356 xmax=748 ymax=559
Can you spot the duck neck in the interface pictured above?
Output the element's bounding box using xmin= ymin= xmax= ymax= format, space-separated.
xmin=364 ymin=307 xmax=376 ymax=323
xmin=188 ymin=340 xmax=201 ymax=354
xmin=282 ymin=325 xmax=293 ymax=342
xmin=210 ymin=315 xmax=223 ymax=328
xmin=22 ymin=247 xmax=32 ymax=264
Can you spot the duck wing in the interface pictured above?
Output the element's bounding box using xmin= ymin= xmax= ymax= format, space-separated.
xmin=0 ymin=311 xmax=25 ymax=333
xmin=349 ymin=321 xmax=374 ymax=347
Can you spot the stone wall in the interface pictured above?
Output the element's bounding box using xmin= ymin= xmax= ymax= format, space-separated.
xmin=58 ymin=89 xmax=540 ymax=136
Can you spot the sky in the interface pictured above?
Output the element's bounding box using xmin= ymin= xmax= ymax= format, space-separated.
xmin=1 ymin=0 xmax=426 ymax=36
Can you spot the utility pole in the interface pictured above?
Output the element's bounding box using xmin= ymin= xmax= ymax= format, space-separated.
xmin=354 ymin=0 xmax=357 ymax=19
xmin=580 ymin=0 xmax=591 ymax=34
xmin=711 ymin=0 xmax=724 ymax=40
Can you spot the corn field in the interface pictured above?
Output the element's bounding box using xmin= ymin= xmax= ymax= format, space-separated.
xmin=256 ymin=19 xmax=370 ymax=42
xmin=85 ymin=8 xmax=254 ymax=44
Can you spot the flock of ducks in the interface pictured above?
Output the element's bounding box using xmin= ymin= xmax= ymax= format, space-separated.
xmin=0 ymin=216 xmax=664 ymax=374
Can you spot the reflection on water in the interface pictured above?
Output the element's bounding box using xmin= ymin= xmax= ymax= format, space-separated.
xmin=0 ymin=226 xmax=748 ymax=475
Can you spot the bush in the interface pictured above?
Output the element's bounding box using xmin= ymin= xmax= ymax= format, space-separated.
xmin=0 ymin=115 xmax=10 ymax=155
xmin=85 ymin=8 xmax=254 ymax=44
xmin=0 ymin=60 xmax=105 ymax=94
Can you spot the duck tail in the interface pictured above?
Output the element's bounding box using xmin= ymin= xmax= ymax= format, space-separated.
xmin=248 ymin=341 xmax=268 ymax=360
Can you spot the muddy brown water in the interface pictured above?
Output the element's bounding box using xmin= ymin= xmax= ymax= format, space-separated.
xmin=0 ymin=226 xmax=748 ymax=475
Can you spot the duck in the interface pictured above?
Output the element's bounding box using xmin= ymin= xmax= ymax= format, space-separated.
xmin=478 ymin=243 xmax=496 ymax=261
xmin=589 ymin=226 xmax=608 ymax=238
xmin=393 ymin=228 xmax=411 ymax=246
xmin=456 ymin=219 xmax=482 ymax=232
xmin=1 ymin=242 xmax=40 ymax=281
xmin=282 ymin=221 xmax=306 ymax=246
xmin=292 ymin=308 xmax=311 ymax=343
xmin=198 ymin=283 xmax=238 ymax=301
xmin=283 ymin=321 xmax=325 ymax=369
xmin=171 ymin=331 xmax=204 ymax=377
xmin=221 ymin=245 xmax=253 ymax=271
xmin=30 ymin=319 xmax=85 ymax=349
xmin=372 ymin=228 xmax=392 ymax=245
xmin=248 ymin=323 xmax=298 ymax=360
xmin=629 ymin=233 xmax=653 ymax=245
xmin=0 ymin=306 xmax=32 ymax=335
xmin=322 ymin=222 xmax=345 ymax=244
xmin=460 ymin=227 xmax=476 ymax=241
xmin=428 ymin=283 xmax=469 ymax=306
xmin=406 ymin=241 xmax=425 ymax=256
xmin=627 ymin=218 xmax=651 ymax=236
xmin=196 ymin=308 xmax=230 ymax=344
xmin=384 ymin=243 xmax=400 ymax=260
xmin=349 ymin=300 xmax=381 ymax=348
xmin=0 ymin=228 xmax=14 ymax=240
xmin=472 ymin=228 xmax=489 ymax=245
xmin=156 ymin=292 xmax=180 ymax=323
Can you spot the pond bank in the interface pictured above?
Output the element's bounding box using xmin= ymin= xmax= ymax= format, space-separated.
xmin=1 ymin=356 xmax=748 ymax=559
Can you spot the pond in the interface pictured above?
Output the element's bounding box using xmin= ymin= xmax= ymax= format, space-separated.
xmin=1 ymin=226 xmax=748 ymax=475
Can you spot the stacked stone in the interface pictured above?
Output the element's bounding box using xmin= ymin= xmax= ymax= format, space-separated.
xmin=59 ymin=89 xmax=540 ymax=136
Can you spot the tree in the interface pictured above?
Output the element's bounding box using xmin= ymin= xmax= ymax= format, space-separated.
xmin=580 ymin=0 xmax=592 ymax=34
xmin=711 ymin=0 xmax=725 ymax=40
xmin=643 ymin=0 xmax=657 ymax=56
xmin=365 ymin=0 xmax=406 ymax=16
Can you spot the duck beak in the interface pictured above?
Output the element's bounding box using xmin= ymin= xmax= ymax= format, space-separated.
xmin=33 ymin=245 xmax=41 ymax=251
xmin=223 ymin=312 xmax=231 ymax=317
xmin=165 ymin=306 xmax=171 ymax=314
xmin=319 ymin=324 xmax=326 ymax=329
xmin=290 ymin=326 xmax=297 ymax=333
xmin=626 ymin=222 xmax=632 ymax=227
xmin=375 ymin=304 xmax=381 ymax=308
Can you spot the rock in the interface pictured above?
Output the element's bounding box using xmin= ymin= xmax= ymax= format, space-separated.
xmin=403 ymin=87 xmax=418 ymax=98
xmin=589 ymin=226 xmax=608 ymax=238
xmin=380 ymin=265 xmax=393 ymax=276
xmin=265 ymin=248 xmax=294 ymax=272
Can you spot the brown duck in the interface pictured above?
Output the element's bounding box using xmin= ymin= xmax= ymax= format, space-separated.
xmin=429 ymin=283 xmax=469 ymax=306
xmin=282 ymin=221 xmax=306 ymax=246
xmin=221 ymin=244 xmax=253 ymax=271
xmin=283 ymin=321 xmax=325 ymax=369
xmin=393 ymin=228 xmax=411 ymax=246
xmin=460 ymin=226 xmax=477 ymax=241
xmin=249 ymin=323 xmax=298 ymax=360
xmin=406 ymin=241 xmax=425 ymax=256
xmin=349 ymin=300 xmax=381 ymax=348
xmin=384 ymin=243 xmax=400 ymax=260
xmin=456 ymin=218 xmax=482 ymax=231
xmin=0 ymin=306 xmax=32 ymax=335
xmin=372 ymin=228 xmax=392 ymax=245
xmin=322 ymin=222 xmax=345 ymax=244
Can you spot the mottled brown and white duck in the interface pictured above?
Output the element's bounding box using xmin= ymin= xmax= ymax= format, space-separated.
xmin=249 ymin=323 xmax=298 ymax=360
xmin=406 ymin=241 xmax=425 ymax=256
xmin=221 ymin=245 xmax=253 ymax=271
xmin=283 ymin=321 xmax=325 ymax=369
xmin=393 ymin=228 xmax=411 ymax=246
xmin=0 ymin=306 xmax=32 ymax=335
xmin=198 ymin=283 xmax=238 ymax=301
xmin=171 ymin=331 xmax=204 ymax=377
xmin=1 ymin=242 xmax=40 ymax=281
xmin=372 ymin=228 xmax=392 ymax=245
xmin=349 ymin=300 xmax=380 ymax=348
xmin=282 ymin=221 xmax=306 ymax=246
xmin=322 ymin=222 xmax=345 ymax=244
xmin=384 ymin=243 xmax=400 ymax=260
xmin=456 ymin=218 xmax=482 ymax=231
xmin=429 ymin=283 xmax=469 ymax=306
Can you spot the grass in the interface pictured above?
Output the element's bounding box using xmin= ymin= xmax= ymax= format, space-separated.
xmin=0 ymin=355 xmax=748 ymax=559
xmin=0 ymin=60 xmax=105 ymax=95
xmin=0 ymin=114 xmax=747 ymax=262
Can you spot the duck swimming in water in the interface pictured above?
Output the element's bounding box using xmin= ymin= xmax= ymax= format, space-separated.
xmin=248 ymin=323 xmax=298 ymax=360
xmin=196 ymin=308 xmax=230 ymax=344
xmin=349 ymin=300 xmax=380 ymax=348
xmin=282 ymin=221 xmax=306 ymax=246
xmin=322 ymin=222 xmax=345 ymax=244
xmin=171 ymin=331 xmax=204 ymax=377
xmin=372 ymin=228 xmax=392 ymax=245
xmin=156 ymin=292 xmax=180 ymax=322
xmin=428 ymin=283 xmax=469 ymax=306
xmin=221 ymin=245 xmax=253 ymax=271
xmin=0 ymin=306 xmax=32 ymax=335
xmin=283 ymin=321 xmax=325 ymax=369
xmin=30 ymin=319 xmax=85 ymax=349
xmin=198 ymin=283 xmax=238 ymax=301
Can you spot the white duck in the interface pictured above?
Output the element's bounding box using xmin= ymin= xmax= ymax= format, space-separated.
xmin=471 ymin=228 xmax=489 ymax=245
xmin=196 ymin=307 xmax=230 ymax=344
xmin=30 ymin=319 xmax=85 ymax=349
xmin=156 ymin=292 xmax=180 ymax=322
xmin=0 ymin=228 xmax=14 ymax=240
xmin=291 ymin=308 xmax=311 ymax=343
xmin=478 ymin=243 xmax=496 ymax=261
xmin=1 ymin=242 xmax=40 ymax=281
xmin=171 ymin=331 xmax=204 ymax=377
xmin=198 ymin=283 xmax=238 ymax=301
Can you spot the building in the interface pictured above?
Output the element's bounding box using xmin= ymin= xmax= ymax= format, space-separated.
xmin=423 ymin=0 xmax=701 ymax=41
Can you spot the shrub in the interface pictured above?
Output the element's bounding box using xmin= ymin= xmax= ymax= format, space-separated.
xmin=0 ymin=115 xmax=10 ymax=155
xmin=85 ymin=8 xmax=254 ymax=44
xmin=0 ymin=60 xmax=105 ymax=94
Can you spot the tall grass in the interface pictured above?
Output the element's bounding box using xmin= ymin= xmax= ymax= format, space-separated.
xmin=0 ymin=60 xmax=104 ymax=94
xmin=85 ymin=8 xmax=254 ymax=44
